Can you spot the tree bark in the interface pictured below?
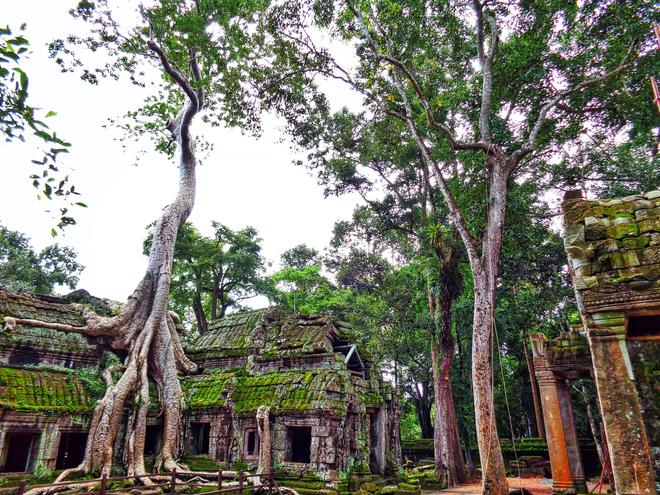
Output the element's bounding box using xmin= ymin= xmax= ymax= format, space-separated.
xmin=429 ymin=295 xmax=467 ymax=485
xmin=256 ymin=406 xmax=272 ymax=476
xmin=192 ymin=292 xmax=208 ymax=335
xmin=7 ymin=42 xmax=205 ymax=482
xmin=469 ymin=158 xmax=509 ymax=495
xmin=412 ymin=381 xmax=434 ymax=439
xmin=523 ymin=339 xmax=544 ymax=439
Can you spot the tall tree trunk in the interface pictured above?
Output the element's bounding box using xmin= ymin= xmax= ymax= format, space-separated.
xmin=523 ymin=339 xmax=544 ymax=439
xmin=413 ymin=383 xmax=434 ymax=439
xmin=430 ymin=295 xmax=467 ymax=485
xmin=471 ymin=280 xmax=507 ymax=494
xmin=9 ymin=43 xmax=205 ymax=481
xmin=192 ymin=292 xmax=208 ymax=335
xmin=470 ymin=160 xmax=509 ymax=495
xmin=579 ymin=381 xmax=605 ymax=466
xmin=210 ymin=281 xmax=219 ymax=320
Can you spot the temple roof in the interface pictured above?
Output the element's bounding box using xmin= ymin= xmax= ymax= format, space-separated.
xmin=563 ymin=190 xmax=660 ymax=312
xmin=181 ymin=368 xmax=384 ymax=417
xmin=187 ymin=309 xmax=371 ymax=362
xmin=0 ymin=289 xmax=98 ymax=358
xmin=0 ymin=366 xmax=103 ymax=413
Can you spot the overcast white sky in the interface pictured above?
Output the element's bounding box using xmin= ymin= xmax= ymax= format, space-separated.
xmin=1 ymin=2 xmax=364 ymax=303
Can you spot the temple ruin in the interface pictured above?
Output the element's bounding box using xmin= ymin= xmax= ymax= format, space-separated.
xmin=531 ymin=189 xmax=659 ymax=495
xmin=0 ymin=291 xmax=400 ymax=480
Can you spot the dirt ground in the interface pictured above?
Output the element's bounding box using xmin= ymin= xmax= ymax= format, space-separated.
xmin=428 ymin=477 xmax=605 ymax=494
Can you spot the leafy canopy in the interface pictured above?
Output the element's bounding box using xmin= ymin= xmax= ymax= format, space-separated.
xmin=1 ymin=25 xmax=79 ymax=233
xmin=0 ymin=223 xmax=84 ymax=294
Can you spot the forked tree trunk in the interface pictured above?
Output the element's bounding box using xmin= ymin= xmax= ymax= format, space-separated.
xmin=193 ymin=292 xmax=208 ymax=335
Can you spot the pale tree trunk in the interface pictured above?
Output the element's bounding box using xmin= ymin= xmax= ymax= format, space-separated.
xmin=469 ymin=160 xmax=509 ymax=495
xmin=7 ymin=41 xmax=205 ymax=483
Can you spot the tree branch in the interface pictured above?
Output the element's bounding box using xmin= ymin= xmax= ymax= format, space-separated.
xmin=517 ymin=45 xmax=635 ymax=161
xmin=390 ymin=68 xmax=480 ymax=266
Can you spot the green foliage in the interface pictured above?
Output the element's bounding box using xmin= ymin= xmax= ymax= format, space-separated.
xmin=0 ymin=25 xmax=79 ymax=232
xmin=50 ymin=0 xmax=274 ymax=157
xmin=0 ymin=223 xmax=84 ymax=294
xmin=145 ymin=221 xmax=269 ymax=334
xmin=269 ymin=264 xmax=354 ymax=315
xmin=399 ymin=404 xmax=422 ymax=441
xmin=280 ymin=244 xmax=320 ymax=269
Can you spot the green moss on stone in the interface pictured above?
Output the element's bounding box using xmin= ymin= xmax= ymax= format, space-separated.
xmin=0 ymin=366 xmax=103 ymax=414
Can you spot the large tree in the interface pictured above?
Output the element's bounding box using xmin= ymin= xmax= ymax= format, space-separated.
xmin=0 ymin=223 xmax=83 ymax=293
xmin=4 ymin=0 xmax=268 ymax=480
xmin=256 ymin=1 xmax=657 ymax=491
xmin=147 ymin=221 xmax=268 ymax=335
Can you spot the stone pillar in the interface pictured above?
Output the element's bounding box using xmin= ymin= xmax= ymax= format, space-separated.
xmin=35 ymin=424 xmax=59 ymax=471
xmin=0 ymin=430 xmax=6 ymax=470
xmin=530 ymin=334 xmax=578 ymax=494
xmin=557 ymin=380 xmax=587 ymax=494
xmin=588 ymin=313 xmax=655 ymax=495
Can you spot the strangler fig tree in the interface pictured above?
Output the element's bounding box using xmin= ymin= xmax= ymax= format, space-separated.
xmin=6 ymin=0 xmax=268 ymax=481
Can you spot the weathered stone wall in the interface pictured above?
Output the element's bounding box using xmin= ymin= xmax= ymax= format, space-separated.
xmin=563 ymin=190 xmax=659 ymax=495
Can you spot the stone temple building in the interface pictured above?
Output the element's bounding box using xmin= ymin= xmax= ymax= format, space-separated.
xmin=531 ymin=189 xmax=659 ymax=495
xmin=0 ymin=292 xmax=400 ymax=480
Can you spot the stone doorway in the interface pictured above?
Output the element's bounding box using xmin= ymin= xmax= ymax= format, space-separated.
xmin=369 ymin=411 xmax=383 ymax=474
xmin=56 ymin=432 xmax=87 ymax=469
xmin=287 ymin=426 xmax=311 ymax=463
xmin=2 ymin=432 xmax=39 ymax=472
xmin=191 ymin=423 xmax=210 ymax=455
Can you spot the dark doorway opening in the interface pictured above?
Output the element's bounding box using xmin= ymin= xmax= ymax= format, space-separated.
xmin=628 ymin=315 xmax=660 ymax=339
xmin=369 ymin=412 xmax=382 ymax=474
xmin=2 ymin=433 xmax=39 ymax=472
xmin=56 ymin=432 xmax=87 ymax=469
xmin=191 ymin=423 xmax=210 ymax=455
xmin=287 ymin=426 xmax=311 ymax=463
xmin=244 ymin=429 xmax=259 ymax=458
xmin=145 ymin=425 xmax=162 ymax=456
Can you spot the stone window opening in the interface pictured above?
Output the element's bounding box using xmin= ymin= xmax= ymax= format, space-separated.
xmin=191 ymin=423 xmax=211 ymax=455
xmin=369 ymin=411 xmax=382 ymax=474
xmin=1 ymin=432 xmax=40 ymax=472
xmin=286 ymin=426 xmax=311 ymax=463
xmin=627 ymin=314 xmax=660 ymax=340
xmin=56 ymin=432 xmax=87 ymax=469
xmin=243 ymin=428 xmax=259 ymax=459
xmin=333 ymin=340 xmax=368 ymax=379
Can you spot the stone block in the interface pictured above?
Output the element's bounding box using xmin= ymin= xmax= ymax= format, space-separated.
xmin=574 ymin=276 xmax=598 ymax=290
xmin=611 ymin=215 xmax=633 ymax=225
xmin=606 ymin=223 xmax=639 ymax=239
xmin=585 ymin=223 xmax=607 ymax=241
xmin=360 ymin=482 xmax=378 ymax=492
xmin=639 ymin=217 xmax=660 ymax=234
